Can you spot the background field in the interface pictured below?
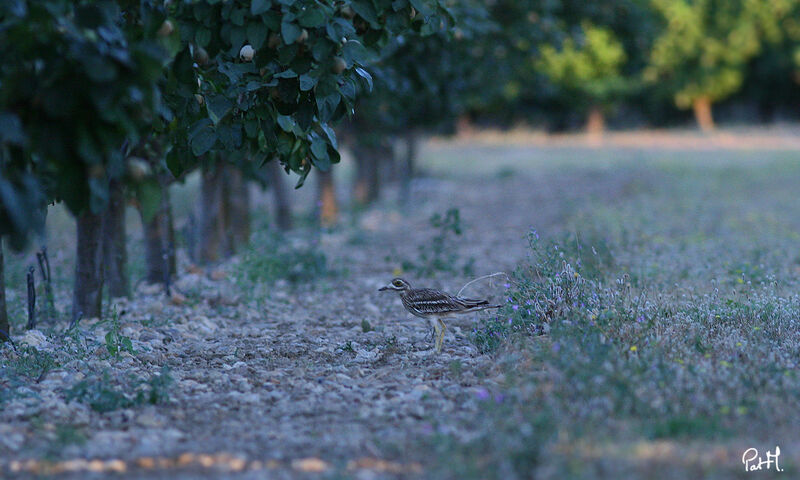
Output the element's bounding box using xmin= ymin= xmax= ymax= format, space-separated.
xmin=2 ymin=129 xmax=800 ymax=478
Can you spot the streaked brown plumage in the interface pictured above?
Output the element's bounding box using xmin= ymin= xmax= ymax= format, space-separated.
xmin=379 ymin=277 xmax=500 ymax=352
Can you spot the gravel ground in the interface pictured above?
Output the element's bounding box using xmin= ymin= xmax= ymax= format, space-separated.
xmin=0 ymin=168 xmax=589 ymax=479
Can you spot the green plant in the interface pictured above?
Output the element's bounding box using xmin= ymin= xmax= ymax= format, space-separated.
xmin=100 ymin=308 xmax=136 ymax=358
xmin=9 ymin=346 xmax=57 ymax=381
xmin=66 ymin=367 xmax=172 ymax=413
xmin=236 ymin=234 xmax=330 ymax=286
xmin=402 ymin=208 xmax=475 ymax=278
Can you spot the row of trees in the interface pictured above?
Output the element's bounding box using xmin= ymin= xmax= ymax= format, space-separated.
xmin=321 ymin=0 xmax=800 ymax=230
xmin=525 ymin=0 xmax=800 ymax=132
xmin=2 ymin=0 xmax=800 ymax=340
xmin=0 ymin=0 xmax=452 ymax=338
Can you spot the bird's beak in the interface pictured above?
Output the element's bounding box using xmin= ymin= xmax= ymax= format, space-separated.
xmin=378 ymin=285 xmax=390 ymax=292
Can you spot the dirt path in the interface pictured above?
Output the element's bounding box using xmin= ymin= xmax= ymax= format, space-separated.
xmin=1 ymin=170 xmax=581 ymax=478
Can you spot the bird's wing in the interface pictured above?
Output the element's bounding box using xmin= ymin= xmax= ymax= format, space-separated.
xmin=405 ymin=288 xmax=465 ymax=314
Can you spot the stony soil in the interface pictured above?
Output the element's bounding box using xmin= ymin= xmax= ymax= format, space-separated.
xmin=0 ymin=162 xmax=593 ymax=479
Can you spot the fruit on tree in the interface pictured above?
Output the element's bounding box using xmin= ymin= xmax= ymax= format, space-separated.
xmin=332 ymin=56 xmax=346 ymax=74
xmin=157 ymin=20 xmax=174 ymax=37
xmin=239 ymin=44 xmax=255 ymax=61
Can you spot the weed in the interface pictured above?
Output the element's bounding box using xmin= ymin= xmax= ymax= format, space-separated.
xmin=361 ymin=319 xmax=372 ymax=333
xmin=236 ymin=233 xmax=330 ymax=286
xmin=402 ymin=208 xmax=475 ymax=278
xmin=9 ymin=346 xmax=57 ymax=380
xmin=100 ymin=307 xmax=135 ymax=358
xmin=66 ymin=367 xmax=172 ymax=413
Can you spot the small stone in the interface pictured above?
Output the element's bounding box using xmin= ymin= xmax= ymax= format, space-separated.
xmin=210 ymin=270 xmax=226 ymax=281
xmin=18 ymin=329 xmax=49 ymax=349
xmin=170 ymin=292 xmax=187 ymax=306
xmin=136 ymin=410 xmax=165 ymax=428
xmin=291 ymin=457 xmax=328 ymax=473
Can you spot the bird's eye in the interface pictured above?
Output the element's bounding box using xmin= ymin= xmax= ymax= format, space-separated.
xmin=393 ymin=280 xmax=402 ymax=286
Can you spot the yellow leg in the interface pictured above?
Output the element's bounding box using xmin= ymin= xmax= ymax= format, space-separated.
xmin=436 ymin=319 xmax=446 ymax=353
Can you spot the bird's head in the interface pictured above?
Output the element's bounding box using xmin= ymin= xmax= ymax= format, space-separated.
xmin=379 ymin=277 xmax=411 ymax=293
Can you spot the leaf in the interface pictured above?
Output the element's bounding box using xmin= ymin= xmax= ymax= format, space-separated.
xmin=409 ymin=0 xmax=433 ymax=16
xmin=299 ymin=73 xmax=316 ymax=91
xmin=205 ymin=95 xmax=233 ymax=125
xmin=189 ymin=124 xmax=217 ymax=156
xmin=105 ymin=331 xmax=117 ymax=356
xmin=298 ymin=8 xmax=327 ymax=28
xmin=247 ymin=22 xmax=268 ymax=48
xmin=294 ymin=168 xmax=311 ymax=189
xmin=251 ymin=0 xmax=271 ymax=15
xmin=274 ymin=69 xmax=298 ymax=78
xmin=277 ymin=115 xmax=295 ymax=132
xmin=316 ymin=93 xmax=340 ymax=123
xmin=195 ymin=27 xmax=211 ymax=47
xmin=342 ymin=40 xmax=369 ymax=65
xmin=310 ymin=136 xmax=331 ymax=171
xmin=320 ymin=122 xmax=337 ymax=150
xmin=281 ymin=21 xmax=301 ymax=44
xmin=351 ymin=0 xmax=379 ymax=25
xmin=354 ymin=67 xmax=373 ymax=91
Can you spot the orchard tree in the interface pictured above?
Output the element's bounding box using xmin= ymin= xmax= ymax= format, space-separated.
xmin=0 ymin=0 xmax=171 ymax=321
xmin=536 ymin=22 xmax=628 ymax=137
xmin=160 ymin=0 xmax=451 ymax=259
xmin=1 ymin=0 xmax=452 ymax=331
xmin=482 ymin=0 xmax=653 ymax=128
xmin=343 ymin=0 xmax=493 ymax=208
xmin=644 ymin=0 xmax=769 ymax=130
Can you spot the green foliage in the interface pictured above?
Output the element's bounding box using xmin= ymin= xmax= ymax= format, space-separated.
xmin=402 ymin=208 xmax=474 ymax=278
xmin=65 ymin=367 xmax=172 ymax=413
xmin=235 ymin=233 xmax=330 ymax=286
xmin=484 ymin=0 xmax=655 ymax=122
xmin=350 ymin=0 xmax=495 ymax=136
xmin=101 ymin=308 xmax=136 ymax=358
xmin=164 ymin=0 xmax=454 ymax=186
xmin=0 ymin=0 xmax=453 ymax=246
xmin=644 ymin=0 xmax=787 ymax=109
xmin=0 ymin=0 xmax=172 ymax=245
xmin=361 ymin=319 xmax=372 ymax=333
xmin=7 ymin=345 xmax=58 ymax=380
xmin=536 ymin=22 xmax=628 ymax=107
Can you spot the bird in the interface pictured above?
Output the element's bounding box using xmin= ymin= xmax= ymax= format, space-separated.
xmin=379 ymin=277 xmax=501 ymax=353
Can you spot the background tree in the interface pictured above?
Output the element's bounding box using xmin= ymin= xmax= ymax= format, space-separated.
xmin=644 ymin=0 xmax=766 ymax=131
xmin=344 ymin=0 xmax=494 ymax=208
xmin=536 ymin=22 xmax=628 ymax=137
xmin=0 ymin=0 xmax=171 ymax=320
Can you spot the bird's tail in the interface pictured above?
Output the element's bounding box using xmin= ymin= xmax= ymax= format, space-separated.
xmin=458 ymin=298 xmax=502 ymax=312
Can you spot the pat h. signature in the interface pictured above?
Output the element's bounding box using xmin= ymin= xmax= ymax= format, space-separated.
xmin=742 ymin=446 xmax=783 ymax=472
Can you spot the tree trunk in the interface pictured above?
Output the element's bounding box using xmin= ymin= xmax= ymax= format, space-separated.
xmin=199 ymin=163 xmax=230 ymax=263
xmin=103 ymin=179 xmax=129 ymax=298
xmin=456 ymin=113 xmax=475 ymax=137
xmin=317 ymin=170 xmax=338 ymax=227
xmin=266 ymin=160 xmax=292 ymax=230
xmin=73 ymin=211 xmax=105 ymax=322
xmin=141 ymin=176 xmax=176 ymax=284
xmin=353 ymin=140 xmax=388 ymax=205
xmin=693 ymin=97 xmax=715 ymax=132
xmin=586 ymin=106 xmax=605 ymax=142
xmin=0 ymin=237 xmax=9 ymax=342
xmin=400 ymin=131 xmax=417 ymax=205
xmin=226 ymin=167 xmax=250 ymax=250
